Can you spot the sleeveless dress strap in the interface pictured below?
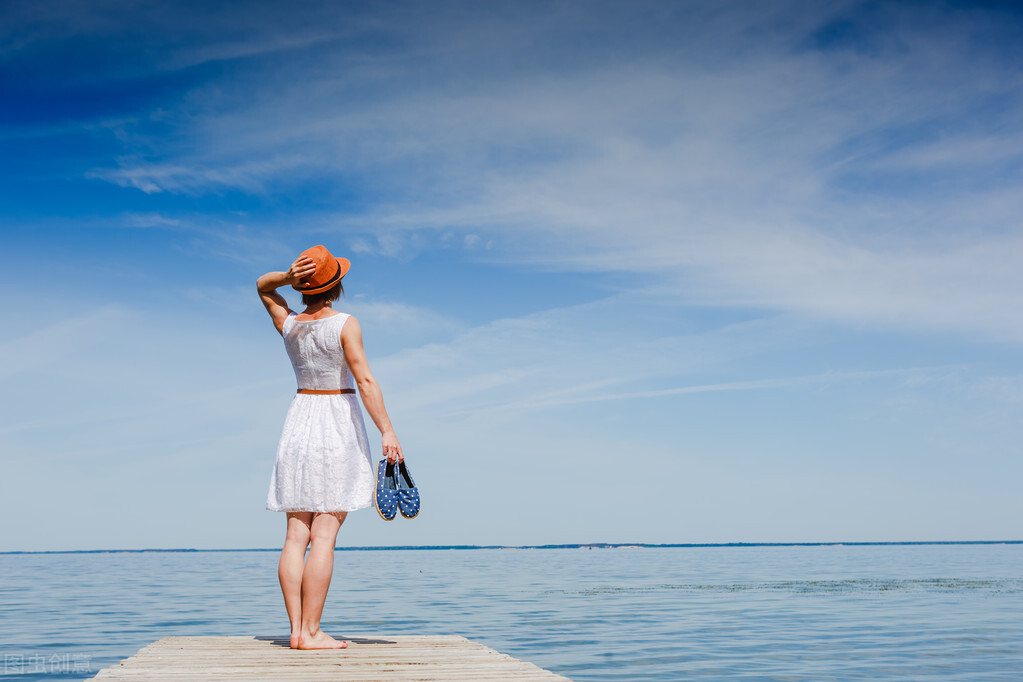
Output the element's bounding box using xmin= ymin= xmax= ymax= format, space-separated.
xmin=333 ymin=313 xmax=350 ymax=348
xmin=282 ymin=312 xmax=297 ymax=336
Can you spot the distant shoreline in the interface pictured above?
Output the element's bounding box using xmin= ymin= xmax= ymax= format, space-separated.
xmin=3 ymin=540 xmax=1020 ymax=555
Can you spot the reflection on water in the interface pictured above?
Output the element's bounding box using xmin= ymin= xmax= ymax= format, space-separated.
xmin=1 ymin=544 xmax=1021 ymax=680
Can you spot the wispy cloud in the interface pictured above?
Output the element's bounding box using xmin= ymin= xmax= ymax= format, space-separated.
xmin=369 ymin=294 xmax=807 ymax=421
xmin=44 ymin=0 xmax=1022 ymax=342
xmin=458 ymin=367 xmax=959 ymax=416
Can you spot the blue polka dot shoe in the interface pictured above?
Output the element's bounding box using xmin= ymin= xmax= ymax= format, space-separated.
xmin=396 ymin=460 xmax=420 ymax=519
xmin=374 ymin=459 xmax=399 ymax=521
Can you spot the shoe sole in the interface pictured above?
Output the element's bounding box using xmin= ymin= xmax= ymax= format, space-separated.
xmin=375 ymin=493 xmax=397 ymax=521
xmin=374 ymin=461 xmax=397 ymax=521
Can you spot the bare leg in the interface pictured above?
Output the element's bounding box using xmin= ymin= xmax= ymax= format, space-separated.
xmin=298 ymin=511 xmax=348 ymax=650
xmin=279 ymin=512 xmax=312 ymax=648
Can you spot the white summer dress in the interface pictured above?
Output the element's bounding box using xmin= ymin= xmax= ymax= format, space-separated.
xmin=265 ymin=312 xmax=375 ymax=513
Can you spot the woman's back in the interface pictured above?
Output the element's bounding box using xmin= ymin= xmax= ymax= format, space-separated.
xmin=282 ymin=312 xmax=353 ymax=391
xmin=268 ymin=309 xmax=373 ymax=514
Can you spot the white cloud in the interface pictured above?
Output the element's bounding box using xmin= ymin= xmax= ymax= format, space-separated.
xmin=68 ymin=1 xmax=1023 ymax=342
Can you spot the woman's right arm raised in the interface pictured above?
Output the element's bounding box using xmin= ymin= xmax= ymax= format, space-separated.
xmin=257 ymin=256 xmax=316 ymax=335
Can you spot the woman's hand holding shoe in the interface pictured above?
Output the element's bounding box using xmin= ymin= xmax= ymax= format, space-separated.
xmin=382 ymin=430 xmax=403 ymax=464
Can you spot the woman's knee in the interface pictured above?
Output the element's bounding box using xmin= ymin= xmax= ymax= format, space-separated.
xmin=284 ymin=513 xmax=313 ymax=546
xmin=285 ymin=525 xmax=311 ymax=547
xmin=309 ymin=512 xmax=344 ymax=545
xmin=309 ymin=530 xmax=338 ymax=547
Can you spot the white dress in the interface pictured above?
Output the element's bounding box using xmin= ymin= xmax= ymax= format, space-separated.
xmin=265 ymin=312 xmax=375 ymax=512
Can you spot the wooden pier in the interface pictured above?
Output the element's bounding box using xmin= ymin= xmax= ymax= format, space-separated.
xmin=90 ymin=635 xmax=569 ymax=680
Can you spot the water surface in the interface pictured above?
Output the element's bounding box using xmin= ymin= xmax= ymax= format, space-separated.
xmin=1 ymin=544 xmax=1020 ymax=680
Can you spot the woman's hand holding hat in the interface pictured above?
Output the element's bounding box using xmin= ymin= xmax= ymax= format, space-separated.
xmin=286 ymin=255 xmax=317 ymax=286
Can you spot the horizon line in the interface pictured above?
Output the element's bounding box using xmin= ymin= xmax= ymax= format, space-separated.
xmin=2 ymin=540 xmax=1020 ymax=555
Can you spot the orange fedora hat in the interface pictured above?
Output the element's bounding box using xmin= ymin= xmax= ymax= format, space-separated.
xmin=291 ymin=245 xmax=351 ymax=295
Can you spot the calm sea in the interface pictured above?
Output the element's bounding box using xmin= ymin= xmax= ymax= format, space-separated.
xmin=0 ymin=544 xmax=1020 ymax=680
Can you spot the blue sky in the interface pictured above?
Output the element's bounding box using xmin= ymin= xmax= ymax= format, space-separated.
xmin=2 ymin=0 xmax=1022 ymax=551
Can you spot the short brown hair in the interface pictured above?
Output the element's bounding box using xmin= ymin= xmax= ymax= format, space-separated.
xmin=302 ymin=281 xmax=344 ymax=306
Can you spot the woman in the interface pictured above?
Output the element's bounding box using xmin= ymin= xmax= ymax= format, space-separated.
xmin=257 ymin=244 xmax=404 ymax=650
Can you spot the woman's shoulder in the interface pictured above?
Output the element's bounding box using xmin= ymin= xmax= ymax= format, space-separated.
xmin=338 ymin=313 xmax=361 ymax=336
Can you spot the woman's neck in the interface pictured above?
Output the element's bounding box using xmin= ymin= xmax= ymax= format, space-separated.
xmin=300 ymin=302 xmax=334 ymax=318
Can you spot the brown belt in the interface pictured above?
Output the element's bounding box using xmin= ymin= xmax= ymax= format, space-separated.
xmin=297 ymin=388 xmax=356 ymax=395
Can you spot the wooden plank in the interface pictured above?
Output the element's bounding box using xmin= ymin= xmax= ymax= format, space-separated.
xmin=90 ymin=635 xmax=569 ymax=680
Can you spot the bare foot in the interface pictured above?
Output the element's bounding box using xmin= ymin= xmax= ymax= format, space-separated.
xmin=290 ymin=632 xmax=300 ymax=649
xmin=297 ymin=629 xmax=348 ymax=650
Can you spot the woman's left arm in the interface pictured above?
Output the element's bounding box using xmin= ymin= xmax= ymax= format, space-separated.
xmin=342 ymin=316 xmax=404 ymax=463
xmin=257 ymin=256 xmax=316 ymax=335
